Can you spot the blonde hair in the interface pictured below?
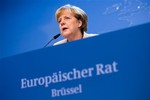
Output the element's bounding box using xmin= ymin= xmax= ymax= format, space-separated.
xmin=55 ymin=4 xmax=88 ymax=33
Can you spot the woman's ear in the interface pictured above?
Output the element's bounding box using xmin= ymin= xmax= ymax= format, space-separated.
xmin=78 ymin=20 xmax=82 ymax=28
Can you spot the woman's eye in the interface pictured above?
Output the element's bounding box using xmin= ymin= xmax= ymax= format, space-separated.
xmin=65 ymin=17 xmax=70 ymax=20
xmin=58 ymin=16 xmax=71 ymax=23
xmin=58 ymin=19 xmax=61 ymax=23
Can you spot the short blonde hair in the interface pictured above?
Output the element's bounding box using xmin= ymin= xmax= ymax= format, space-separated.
xmin=55 ymin=4 xmax=88 ymax=33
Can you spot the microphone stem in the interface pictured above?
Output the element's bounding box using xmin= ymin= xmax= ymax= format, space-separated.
xmin=43 ymin=38 xmax=54 ymax=48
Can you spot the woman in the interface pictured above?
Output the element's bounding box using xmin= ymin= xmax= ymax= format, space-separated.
xmin=53 ymin=4 xmax=97 ymax=45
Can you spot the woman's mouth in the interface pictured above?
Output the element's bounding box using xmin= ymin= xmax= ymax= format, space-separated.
xmin=62 ymin=27 xmax=68 ymax=31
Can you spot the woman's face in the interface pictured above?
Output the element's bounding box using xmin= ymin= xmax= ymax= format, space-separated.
xmin=58 ymin=10 xmax=82 ymax=39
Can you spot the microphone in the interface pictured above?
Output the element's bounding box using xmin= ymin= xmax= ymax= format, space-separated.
xmin=43 ymin=33 xmax=61 ymax=48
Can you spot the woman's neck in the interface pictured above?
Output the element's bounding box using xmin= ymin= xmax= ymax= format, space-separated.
xmin=67 ymin=31 xmax=83 ymax=42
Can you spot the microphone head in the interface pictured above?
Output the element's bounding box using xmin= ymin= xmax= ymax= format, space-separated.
xmin=53 ymin=33 xmax=61 ymax=39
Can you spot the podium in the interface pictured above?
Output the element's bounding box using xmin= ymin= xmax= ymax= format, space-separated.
xmin=0 ymin=23 xmax=149 ymax=100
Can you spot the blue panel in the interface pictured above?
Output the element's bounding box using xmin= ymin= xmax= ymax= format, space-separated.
xmin=0 ymin=23 xmax=149 ymax=100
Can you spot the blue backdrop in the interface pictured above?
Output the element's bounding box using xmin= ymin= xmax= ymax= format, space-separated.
xmin=0 ymin=0 xmax=150 ymax=58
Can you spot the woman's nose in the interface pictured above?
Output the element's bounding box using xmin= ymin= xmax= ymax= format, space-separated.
xmin=60 ymin=19 xmax=65 ymax=26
